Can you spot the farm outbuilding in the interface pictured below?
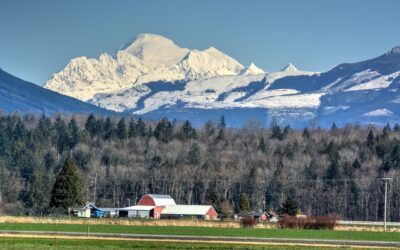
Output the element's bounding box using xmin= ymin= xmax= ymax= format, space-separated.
xmin=72 ymin=203 xmax=117 ymax=218
xmin=137 ymin=194 xmax=176 ymax=206
xmin=117 ymin=205 xmax=155 ymax=218
xmin=160 ymin=205 xmax=218 ymax=220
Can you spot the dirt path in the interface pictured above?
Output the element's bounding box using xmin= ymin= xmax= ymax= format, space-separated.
xmin=0 ymin=230 xmax=398 ymax=249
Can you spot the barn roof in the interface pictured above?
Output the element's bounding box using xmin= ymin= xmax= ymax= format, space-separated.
xmin=144 ymin=194 xmax=176 ymax=206
xmin=161 ymin=205 xmax=214 ymax=215
xmin=118 ymin=205 xmax=155 ymax=211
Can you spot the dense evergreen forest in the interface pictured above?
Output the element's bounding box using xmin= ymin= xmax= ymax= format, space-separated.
xmin=0 ymin=113 xmax=399 ymax=221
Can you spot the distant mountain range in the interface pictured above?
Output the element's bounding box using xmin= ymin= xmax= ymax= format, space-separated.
xmin=2 ymin=33 xmax=400 ymax=127
xmin=0 ymin=68 xmax=113 ymax=115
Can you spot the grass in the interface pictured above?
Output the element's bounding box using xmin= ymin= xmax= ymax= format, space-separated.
xmin=0 ymin=237 xmax=367 ymax=249
xmin=0 ymin=223 xmax=399 ymax=242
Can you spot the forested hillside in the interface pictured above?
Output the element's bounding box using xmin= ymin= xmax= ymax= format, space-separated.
xmin=0 ymin=113 xmax=399 ymax=221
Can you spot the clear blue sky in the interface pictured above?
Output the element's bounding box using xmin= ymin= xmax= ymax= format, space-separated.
xmin=1 ymin=0 xmax=400 ymax=85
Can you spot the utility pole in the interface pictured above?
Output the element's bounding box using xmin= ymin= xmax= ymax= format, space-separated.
xmin=381 ymin=177 xmax=391 ymax=231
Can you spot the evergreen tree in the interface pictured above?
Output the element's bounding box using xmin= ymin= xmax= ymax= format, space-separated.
xmin=302 ymin=128 xmax=310 ymax=139
xmin=216 ymin=127 xmax=225 ymax=142
xmin=204 ymin=184 xmax=221 ymax=211
xmin=44 ymin=151 xmax=56 ymax=170
xmin=366 ymin=130 xmax=375 ymax=148
xmin=85 ymin=114 xmax=97 ymax=136
xmin=116 ymin=118 xmax=127 ymax=140
xmin=218 ymin=115 xmax=226 ymax=129
xmin=271 ymin=123 xmax=283 ymax=140
xmin=103 ymin=117 xmax=114 ymax=140
xmin=394 ymin=123 xmax=400 ymax=132
xmin=265 ymin=161 xmax=283 ymax=210
xmin=331 ymin=122 xmax=338 ymax=131
xmin=24 ymin=166 xmax=49 ymax=214
xmin=136 ymin=118 xmax=147 ymax=137
xmin=128 ymin=118 xmax=136 ymax=138
xmin=54 ymin=115 xmax=68 ymax=153
xmin=282 ymin=125 xmax=291 ymax=139
xmin=154 ymin=118 xmax=174 ymax=143
xmin=67 ymin=117 xmax=80 ymax=149
xmin=324 ymin=158 xmax=341 ymax=189
xmin=13 ymin=119 xmax=26 ymax=140
xmin=178 ymin=121 xmax=196 ymax=141
xmin=280 ymin=196 xmax=298 ymax=216
xmin=50 ymin=156 xmax=84 ymax=209
xmin=240 ymin=193 xmax=250 ymax=211
xmin=352 ymin=158 xmax=361 ymax=169
xmin=258 ymin=137 xmax=267 ymax=153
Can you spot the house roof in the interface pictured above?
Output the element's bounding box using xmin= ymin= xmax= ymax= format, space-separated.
xmin=118 ymin=205 xmax=155 ymax=211
xmin=161 ymin=205 xmax=214 ymax=215
xmin=145 ymin=194 xmax=176 ymax=206
xmin=80 ymin=203 xmax=117 ymax=212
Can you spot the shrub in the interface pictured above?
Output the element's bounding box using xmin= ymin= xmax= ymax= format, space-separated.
xmin=240 ymin=216 xmax=258 ymax=228
xmin=278 ymin=215 xmax=337 ymax=230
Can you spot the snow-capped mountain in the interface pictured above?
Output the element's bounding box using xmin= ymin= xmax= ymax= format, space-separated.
xmin=44 ymin=33 xmax=255 ymax=101
xmin=281 ymin=63 xmax=298 ymax=72
xmin=240 ymin=63 xmax=265 ymax=75
xmin=43 ymin=34 xmax=400 ymax=127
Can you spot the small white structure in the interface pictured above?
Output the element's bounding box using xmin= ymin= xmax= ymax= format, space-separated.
xmin=75 ymin=208 xmax=90 ymax=218
xmin=117 ymin=205 xmax=155 ymax=218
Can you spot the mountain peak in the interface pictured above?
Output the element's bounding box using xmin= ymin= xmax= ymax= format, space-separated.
xmin=118 ymin=33 xmax=189 ymax=68
xmin=387 ymin=46 xmax=400 ymax=55
xmin=240 ymin=63 xmax=265 ymax=75
xmin=281 ymin=63 xmax=298 ymax=72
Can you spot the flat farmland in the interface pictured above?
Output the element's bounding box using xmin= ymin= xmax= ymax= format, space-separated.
xmin=0 ymin=223 xmax=399 ymax=243
xmin=0 ymin=237 xmax=368 ymax=250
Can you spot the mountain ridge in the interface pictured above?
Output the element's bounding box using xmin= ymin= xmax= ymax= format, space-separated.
xmin=0 ymin=68 xmax=114 ymax=116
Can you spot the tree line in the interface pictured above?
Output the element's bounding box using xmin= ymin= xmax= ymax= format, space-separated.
xmin=0 ymin=113 xmax=399 ymax=221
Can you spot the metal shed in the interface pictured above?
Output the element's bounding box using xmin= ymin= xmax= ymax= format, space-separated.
xmin=117 ymin=205 xmax=155 ymax=218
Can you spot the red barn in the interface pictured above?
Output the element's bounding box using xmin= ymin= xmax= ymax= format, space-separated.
xmin=134 ymin=194 xmax=218 ymax=220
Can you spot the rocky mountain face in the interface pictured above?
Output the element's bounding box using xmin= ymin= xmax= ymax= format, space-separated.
xmin=43 ymin=34 xmax=400 ymax=127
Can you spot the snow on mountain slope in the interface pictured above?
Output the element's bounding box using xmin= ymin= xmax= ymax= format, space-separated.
xmin=92 ymin=71 xmax=322 ymax=116
xmin=44 ymin=53 xmax=146 ymax=101
xmin=281 ymin=63 xmax=298 ymax=72
xmin=345 ymin=70 xmax=400 ymax=91
xmin=240 ymin=63 xmax=265 ymax=75
xmin=179 ymin=47 xmax=245 ymax=78
xmin=117 ymin=33 xmax=189 ymax=68
xmin=44 ymin=34 xmax=260 ymax=101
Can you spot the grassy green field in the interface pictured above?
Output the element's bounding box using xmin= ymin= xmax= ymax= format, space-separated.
xmin=0 ymin=223 xmax=399 ymax=242
xmin=0 ymin=237 xmax=368 ymax=249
